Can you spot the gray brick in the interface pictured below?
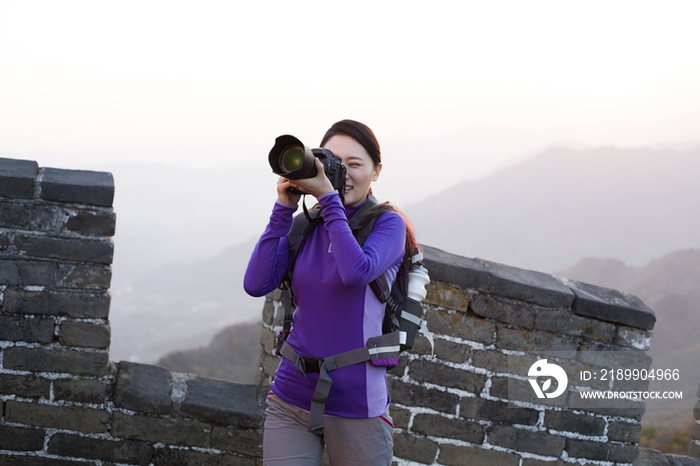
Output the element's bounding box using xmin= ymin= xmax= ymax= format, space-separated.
xmin=412 ymin=413 xmax=484 ymax=443
xmin=426 ymin=307 xmax=495 ymax=345
xmin=0 ymin=457 xmax=89 ymax=466
xmin=460 ymin=397 xmax=539 ymax=424
xmin=496 ymin=324 xmax=579 ymax=355
xmin=259 ymin=348 xmax=281 ymax=377
xmin=0 ymin=425 xmax=46 ymax=451
xmin=471 ymin=349 xmax=537 ymax=375
xmin=0 ymin=158 xmax=37 ymax=199
xmin=211 ymin=427 xmax=263 ymax=457
xmin=54 ymin=378 xmax=108 ymax=404
xmin=614 ymin=325 xmax=652 ymax=350
xmin=111 ymin=411 xmax=211 ymax=447
xmin=634 ymin=448 xmax=672 ymax=466
xmin=608 ymin=420 xmax=643 ymax=443
xmin=388 ymin=378 xmax=459 ymax=414
xmin=438 ymin=444 xmax=520 ymax=466
xmin=567 ymin=390 xmax=646 ymax=420
xmin=5 ymin=400 xmax=109 ymax=432
xmin=409 ymin=359 xmax=486 ymax=393
xmin=522 ymin=460 xmax=579 ymax=466
xmin=689 ymin=441 xmax=700 ymax=459
xmin=0 ymin=373 xmax=51 ymax=399
xmin=566 ymin=438 xmax=638 ymax=462
xmin=424 ymin=281 xmax=471 ymax=312
xmin=389 ymin=405 xmax=411 ymax=429
xmin=0 ymin=314 xmax=54 ymax=343
xmin=0 ymin=259 xmax=56 ymax=286
xmin=0 ymin=201 xmax=60 ymax=231
xmin=392 ymin=432 xmax=439 ymax=464
xmin=488 ymin=425 xmax=566 ymax=456
xmin=565 ymin=278 xmax=655 ymax=330
xmin=4 ymin=346 xmax=108 ymax=376
xmin=479 ymin=259 xmax=575 ymax=308
xmin=59 ymin=321 xmax=110 ymax=348
xmin=667 ymin=453 xmax=700 ymax=466
xmin=262 ymin=300 xmax=275 ymax=325
xmin=62 ymin=208 xmax=116 ymax=236
xmin=412 ymin=338 xmax=470 ymax=363
xmin=543 ymin=410 xmax=605 ymax=436
xmin=152 ymin=447 xmax=256 ymax=466
xmin=577 ymin=346 xmax=653 ymax=372
xmin=39 ymin=167 xmax=114 ymax=207
xmin=3 ymin=288 xmax=111 ymax=318
xmin=489 ymin=376 xmax=569 ymax=408
xmin=613 ymin=373 xmax=650 ymax=393
xmin=470 ymin=293 xmax=536 ymax=329
xmin=260 ymin=325 xmax=276 ymax=352
xmin=48 ymin=433 xmax=153 ymax=465
xmin=14 ymin=234 xmax=113 ymax=264
xmin=56 ymin=263 xmax=112 ymax=288
xmin=535 ymin=309 xmax=616 ymax=343
xmin=181 ymin=378 xmax=263 ymax=428
xmin=114 ymin=361 xmax=171 ymax=415
xmin=422 ymin=245 xmax=490 ymax=291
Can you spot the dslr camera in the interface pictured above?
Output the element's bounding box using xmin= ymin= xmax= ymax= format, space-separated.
xmin=268 ymin=135 xmax=347 ymax=201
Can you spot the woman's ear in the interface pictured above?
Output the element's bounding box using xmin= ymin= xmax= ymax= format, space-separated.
xmin=372 ymin=163 xmax=382 ymax=182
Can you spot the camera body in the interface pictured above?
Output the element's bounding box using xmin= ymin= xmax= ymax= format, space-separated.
xmin=269 ymin=135 xmax=347 ymax=201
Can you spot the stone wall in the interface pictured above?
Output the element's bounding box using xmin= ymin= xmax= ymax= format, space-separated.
xmin=259 ymin=245 xmax=665 ymax=466
xmin=0 ymin=158 xmax=265 ymax=466
xmin=2 ymin=155 xmax=698 ymax=466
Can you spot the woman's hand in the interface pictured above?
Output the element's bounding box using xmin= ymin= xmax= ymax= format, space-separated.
xmin=288 ymin=158 xmax=335 ymax=199
xmin=277 ymin=177 xmax=302 ymax=205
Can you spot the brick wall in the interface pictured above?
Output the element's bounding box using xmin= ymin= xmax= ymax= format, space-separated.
xmin=0 ymin=157 xmax=264 ymax=466
xmin=3 ymin=155 xmax=697 ymax=466
xmin=259 ymin=246 xmax=666 ymax=466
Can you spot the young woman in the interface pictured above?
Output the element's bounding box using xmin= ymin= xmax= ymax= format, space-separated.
xmin=244 ymin=120 xmax=417 ymax=466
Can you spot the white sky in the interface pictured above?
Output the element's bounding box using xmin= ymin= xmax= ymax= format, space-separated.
xmin=1 ymin=0 xmax=700 ymax=190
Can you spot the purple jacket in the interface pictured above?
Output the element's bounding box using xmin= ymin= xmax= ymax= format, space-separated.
xmin=244 ymin=191 xmax=406 ymax=418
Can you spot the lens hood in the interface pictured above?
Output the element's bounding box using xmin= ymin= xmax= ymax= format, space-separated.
xmin=269 ymin=135 xmax=318 ymax=180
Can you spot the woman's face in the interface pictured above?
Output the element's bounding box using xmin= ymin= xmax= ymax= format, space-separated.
xmin=322 ymin=135 xmax=381 ymax=207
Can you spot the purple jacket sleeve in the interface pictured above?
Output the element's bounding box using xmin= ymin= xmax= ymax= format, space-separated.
xmin=319 ymin=192 xmax=406 ymax=288
xmin=243 ymin=200 xmax=298 ymax=297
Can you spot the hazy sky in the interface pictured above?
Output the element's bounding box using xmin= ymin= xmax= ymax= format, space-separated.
xmin=2 ymin=1 xmax=700 ymax=192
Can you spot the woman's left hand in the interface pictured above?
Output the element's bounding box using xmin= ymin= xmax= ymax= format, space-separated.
xmin=291 ymin=158 xmax=335 ymax=199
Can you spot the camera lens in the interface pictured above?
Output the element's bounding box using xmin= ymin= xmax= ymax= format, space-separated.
xmin=279 ymin=146 xmax=305 ymax=174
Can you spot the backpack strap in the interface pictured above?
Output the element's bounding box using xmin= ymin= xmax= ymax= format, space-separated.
xmin=278 ymin=329 xmax=400 ymax=436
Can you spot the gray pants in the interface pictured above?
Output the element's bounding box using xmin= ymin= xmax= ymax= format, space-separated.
xmin=263 ymin=394 xmax=394 ymax=466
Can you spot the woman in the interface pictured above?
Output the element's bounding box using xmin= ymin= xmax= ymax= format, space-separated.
xmin=245 ymin=120 xmax=416 ymax=466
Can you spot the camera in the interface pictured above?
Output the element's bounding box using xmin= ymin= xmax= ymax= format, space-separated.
xmin=269 ymin=135 xmax=347 ymax=201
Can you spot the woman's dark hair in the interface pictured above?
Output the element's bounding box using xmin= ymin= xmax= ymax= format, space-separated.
xmin=320 ymin=119 xmax=381 ymax=167
xmin=322 ymin=119 xmax=422 ymax=254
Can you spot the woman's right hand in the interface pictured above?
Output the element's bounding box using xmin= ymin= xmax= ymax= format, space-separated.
xmin=277 ymin=177 xmax=302 ymax=205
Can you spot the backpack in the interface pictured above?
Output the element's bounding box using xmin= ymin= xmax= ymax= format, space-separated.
xmin=273 ymin=194 xmax=433 ymax=435
xmin=274 ymin=194 xmax=433 ymax=365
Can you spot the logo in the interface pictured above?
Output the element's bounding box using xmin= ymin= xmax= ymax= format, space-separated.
xmin=527 ymin=359 xmax=568 ymax=398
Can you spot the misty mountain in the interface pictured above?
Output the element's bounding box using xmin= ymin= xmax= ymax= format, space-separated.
xmin=404 ymin=145 xmax=700 ymax=273
xmin=109 ymin=144 xmax=700 ymax=365
xmin=109 ymin=239 xmax=264 ymax=363
xmin=559 ymin=248 xmax=700 ymax=425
